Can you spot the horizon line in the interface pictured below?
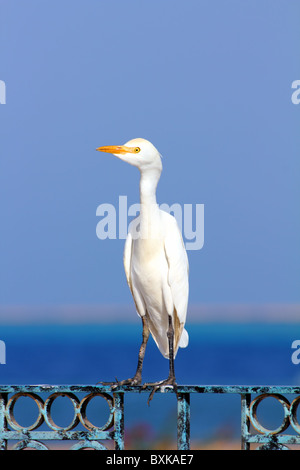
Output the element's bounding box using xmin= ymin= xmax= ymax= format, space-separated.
xmin=0 ymin=302 xmax=299 ymax=325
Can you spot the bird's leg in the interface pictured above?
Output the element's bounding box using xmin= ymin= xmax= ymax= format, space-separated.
xmin=97 ymin=316 xmax=150 ymax=387
xmin=167 ymin=315 xmax=176 ymax=384
xmin=116 ymin=316 xmax=150 ymax=385
xmin=143 ymin=315 xmax=177 ymax=405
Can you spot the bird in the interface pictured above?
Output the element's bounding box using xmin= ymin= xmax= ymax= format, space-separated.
xmin=96 ymin=138 xmax=189 ymax=403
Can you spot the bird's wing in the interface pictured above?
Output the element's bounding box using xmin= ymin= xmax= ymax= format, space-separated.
xmin=123 ymin=220 xmax=146 ymax=318
xmin=123 ymin=230 xmax=133 ymax=294
xmin=163 ymin=213 xmax=189 ymax=349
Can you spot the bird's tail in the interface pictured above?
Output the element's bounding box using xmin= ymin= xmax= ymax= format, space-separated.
xmin=178 ymin=328 xmax=189 ymax=348
xmin=145 ymin=311 xmax=189 ymax=359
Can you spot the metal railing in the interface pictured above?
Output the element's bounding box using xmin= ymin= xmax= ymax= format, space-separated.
xmin=1 ymin=385 xmax=300 ymax=450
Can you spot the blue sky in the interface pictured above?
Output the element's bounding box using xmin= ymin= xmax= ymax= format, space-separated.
xmin=0 ymin=0 xmax=299 ymax=306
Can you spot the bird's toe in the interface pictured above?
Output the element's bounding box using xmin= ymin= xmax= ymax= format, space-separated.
xmin=144 ymin=377 xmax=177 ymax=405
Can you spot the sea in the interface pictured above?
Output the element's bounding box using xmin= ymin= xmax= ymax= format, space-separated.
xmin=1 ymin=322 xmax=300 ymax=448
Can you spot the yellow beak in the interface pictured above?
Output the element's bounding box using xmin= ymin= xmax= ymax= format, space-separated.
xmin=96 ymin=145 xmax=136 ymax=155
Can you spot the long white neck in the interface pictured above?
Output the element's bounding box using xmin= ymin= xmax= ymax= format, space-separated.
xmin=139 ymin=168 xmax=161 ymax=239
xmin=139 ymin=168 xmax=161 ymax=208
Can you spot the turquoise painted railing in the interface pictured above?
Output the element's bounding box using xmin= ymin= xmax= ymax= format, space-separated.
xmin=1 ymin=385 xmax=300 ymax=450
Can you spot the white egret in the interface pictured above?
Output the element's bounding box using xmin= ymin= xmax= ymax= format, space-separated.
xmin=97 ymin=138 xmax=189 ymax=402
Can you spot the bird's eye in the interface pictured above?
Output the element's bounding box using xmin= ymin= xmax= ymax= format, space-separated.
xmin=134 ymin=147 xmax=141 ymax=153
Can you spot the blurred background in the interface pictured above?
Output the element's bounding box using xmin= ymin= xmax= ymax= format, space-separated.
xmin=0 ymin=0 xmax=299 ymax=449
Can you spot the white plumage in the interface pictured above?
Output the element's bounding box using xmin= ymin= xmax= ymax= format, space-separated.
xmin=125 ymin=208 xmax=189 ymax=358
xmin=97 ymin=138 xmax=189 ymax=396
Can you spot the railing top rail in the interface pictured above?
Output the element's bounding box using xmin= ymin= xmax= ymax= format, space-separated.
xmin=1 ymin=384 xmax=300 ymax=450
xmin=0 ymin=384 xmax=300 ymax=395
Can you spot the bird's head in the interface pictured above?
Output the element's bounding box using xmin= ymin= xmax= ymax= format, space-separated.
xmin=96 ymin=138 xmax=162 ymax=173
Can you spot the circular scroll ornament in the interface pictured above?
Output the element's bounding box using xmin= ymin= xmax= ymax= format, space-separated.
xmin=79 ymin=392 xmax=114 ymax=431
xmin=6 ymin=393 xmax=45 ymax=431
xmin=249 ymin=393 xmax=290 ymax=435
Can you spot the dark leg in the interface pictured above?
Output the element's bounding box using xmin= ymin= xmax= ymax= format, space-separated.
xmin=116 ymin=316 xmax=150 ymax=385
xmin=143 ymin=315 xmax=177 ymax=405
xmin=167 ymin=315 xmax=176 ymax=383
xmin=98 ymin=316 xmax=150 ymax=386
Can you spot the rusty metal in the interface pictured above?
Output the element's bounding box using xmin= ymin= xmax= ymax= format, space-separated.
xmin=0 ymin=384 xmax=300 ymax=450
xmin=177 ymin=392 xmax=190 ymax=450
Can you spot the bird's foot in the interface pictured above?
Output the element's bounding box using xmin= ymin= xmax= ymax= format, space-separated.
xmin=96 ymin=376 xmax=119 ymax=387
xmin=97 ymin=375 xmax=141 ymax=389
xmin=142 ymin=376 xmax=177 ymax=405
xmin=114 ymin=376 xmax=142 ymax=386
